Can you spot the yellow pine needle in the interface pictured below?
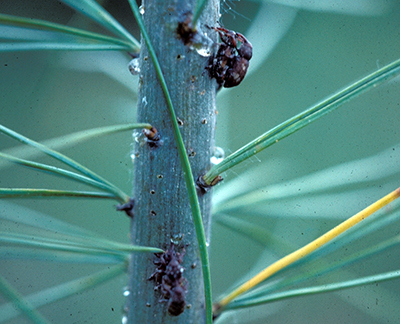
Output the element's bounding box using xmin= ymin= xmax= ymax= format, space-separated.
xmin=215 ymin=186 xmax=400 ymax=312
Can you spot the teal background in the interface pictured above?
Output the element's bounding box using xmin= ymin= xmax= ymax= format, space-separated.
xmin=1 ymin=1 xmax=400 ymax=323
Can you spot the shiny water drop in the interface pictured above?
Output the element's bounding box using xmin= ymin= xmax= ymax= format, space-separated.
xmin=128 ymin=58 xmax=140 ymax=75
xmin=195 ymin=46 xmax=211 ymax=57
xmin=123 ymin=286 xmax=131 ymax=297
xmin=210 ymin=146 xmax=225 ymax=165
xmin=132 ymin=131 xmax=140 ymax=143
xmin=142 ymin=96 xmax=148 ymax=106
xmin=206 ymin=241 xmax=210 ymax=247
xmin=121 ymin=315 xmax=128 ymax=324
xmin=139 ymin=5 xmax=145 ymax=15
xmin=189 ymin=29 xmax=213 ymax=57
xmin=171 ymin=233 xmax=184 ymax=245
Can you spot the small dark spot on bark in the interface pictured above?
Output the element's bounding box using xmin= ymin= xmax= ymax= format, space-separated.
xmin=177 ymin=118 xmax=184 ymax=126
xmin=201 ymin=118 xmax=207 ymax=124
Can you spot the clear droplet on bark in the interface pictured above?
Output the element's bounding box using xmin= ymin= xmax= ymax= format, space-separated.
xmin=128 ymin=58 xmax=140 ymax=75
xmin=171 ymin=233 xmax=184 ymax=245
xmin=123 ymin=286 xmax=131 ymax=297
xmin=190 ymin=30 xmax=213 ymax=57
xmin=211 ymin=146 xmax=225 ymax=165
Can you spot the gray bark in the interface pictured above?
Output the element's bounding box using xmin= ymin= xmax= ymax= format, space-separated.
xmin=126 ymin=0 xmax=219 ymax=323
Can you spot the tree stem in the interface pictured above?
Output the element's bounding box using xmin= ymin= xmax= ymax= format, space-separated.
xmin=126 ymin=0 xmax=219 ymax=322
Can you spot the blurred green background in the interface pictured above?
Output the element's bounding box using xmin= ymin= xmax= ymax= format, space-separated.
xmin=1 ymin=0 xmax=400 ymax=323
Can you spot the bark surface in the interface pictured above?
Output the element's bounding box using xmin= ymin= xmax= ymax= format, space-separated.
xmin=126 ymin=1 xmax=219 ymax=323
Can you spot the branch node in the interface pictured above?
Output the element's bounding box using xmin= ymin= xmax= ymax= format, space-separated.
xmin=143 ymin=127 xmax=162 ymax=148
xmin=116 ymin=197 xmax=135 ymax=218
xmin=196 ymin=174 xmax=223 ymax=193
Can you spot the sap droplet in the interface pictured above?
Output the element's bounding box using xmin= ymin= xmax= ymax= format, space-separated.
xmin=195 ymin=46 xmax=211 ymax=57
xmin=189 ymin=28 xmax=213 ymax=57
xmin=132 ymin=131 xmax=141 ymax=143
xmin=128 ymin=58 xmax=140 ymax=75
xmin=206 ymin=241 xmax=210 ymax=247
xmin=210 ymin=146 xmax=225 ymax=165
xmin=139 ymin=5 xmax=145 ymax=15
xmin=123 ymin=286 xmax=131 ymax=297
xmin=171 ymin=233 xmax=184 ymax=245
xmin=142 ymin=96 xmax=148 ymax=106
xmin=121 ymin=315 xmax=128 ymax=324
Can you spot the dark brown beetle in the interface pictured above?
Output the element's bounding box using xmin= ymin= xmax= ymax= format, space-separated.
xmin=207 ymin=26 xmax=253 ymax=89
xmin=166 ymin=285 xmax=187 ymax=316
xmin=148 ymin=243 xmax=187 ymax=316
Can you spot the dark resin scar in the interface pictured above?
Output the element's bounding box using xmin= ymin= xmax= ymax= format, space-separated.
xmin=148 ymin=243 xmax=188 ymax=316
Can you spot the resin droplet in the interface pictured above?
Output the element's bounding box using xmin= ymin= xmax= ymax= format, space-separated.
xmin=211 ymin=146 xmax=225 ymax=165
xmin=139 ymin=5 xmax=145 ymax=15
xmin=132 ymin=131 xmax=141 ymax=143
xmin=123 ymin=286 xmax=131 ymax=297
xmin=128 ymin=58 xmax=140 ymax=75
xmin=195 ymin=46 xmax=211 ymax=57
xmin=190 ymin=30 xmax=213 ymax=57
xmin=171 ymin=233 xmax=184 ymax=245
